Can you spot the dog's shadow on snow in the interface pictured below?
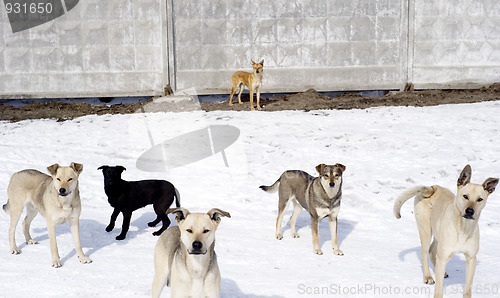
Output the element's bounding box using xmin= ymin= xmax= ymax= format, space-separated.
xmin=398 ymin=247 xmax=478 ymax=286
xmin=31 ymin=211 xmax=164 ymax=263
xmin=221 ymin=278 xmax=285 ymax=298
xmin=282 ymin=212 xmax=357 ymax=249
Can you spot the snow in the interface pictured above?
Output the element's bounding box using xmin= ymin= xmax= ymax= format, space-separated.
xmin=1 ymin=101 xmax=499 ymax=298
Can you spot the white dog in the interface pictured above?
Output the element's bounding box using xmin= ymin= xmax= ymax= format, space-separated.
xmin=394 ymin=165 xmax=498 ymax=297
xmin=152 ymin=207 xmax=230 ymax=298
xmin=3 ymin=163 xmax=92 ymax=267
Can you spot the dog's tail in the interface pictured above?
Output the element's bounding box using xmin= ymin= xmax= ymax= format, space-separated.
xmin=393 ymin=185 xmax=434 ymax=219
xmin=3 ymin=201 xmax=9 ymax=214
xmin=259 ymin=178 xmax=280 ymax=194
xmin=174 ymin=187 xmax=181 ymax=207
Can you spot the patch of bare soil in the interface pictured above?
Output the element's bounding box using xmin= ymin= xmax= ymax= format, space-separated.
xmin=201 ymin=83 xmax=500 ymax=112
xmin=0 ymin=84 xmax=499 ymax=122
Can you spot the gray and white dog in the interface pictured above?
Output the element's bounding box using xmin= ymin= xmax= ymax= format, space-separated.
xmin=260 ymin=163 xmax=346 ymax=255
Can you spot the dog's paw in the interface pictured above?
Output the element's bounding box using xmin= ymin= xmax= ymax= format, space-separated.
xmin=423 ymin=276 xmax=435 ymax=285
xmin=152 ymin=231 xmax=162 ymax=236
xmin=148 ymin=221 xmax=157 ymax=227
xmin=444 ymin=272 xmax=449 ymax=278
xmin=52 ymin=260 xmax=62 ymax=268
xmin=228 ymin=102 xmax=233 ymax=106
xmin=257 ymin=106 xmax=262 ymax=110
xmin=10 ymin=248 xmax=20 ymax=255
xmin=333 ymin=248 xmax=344 ymax=256
xmin=116 ymin=234 xmax=126 ymax=241
xmin=314 ymin=249 xmax=323 ymax=255
xmin=78 ymin=255 xmax=92 ymax=264
xmin=276 ymin=233 xmax=283 ymax=240
xmin=291 ymin=232 xmax=300 ymax=238
xmin=26 ymin=239 xmax=38 ymax=245
xmin=105 ymin=225 xmax=114 ymax=232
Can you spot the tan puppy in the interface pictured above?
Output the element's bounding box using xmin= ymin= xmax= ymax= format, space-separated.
xmin=152 ymin=207 xmax=231 ymax=298
xmin=260 ymin=163 xmax=346 ymax=255
xmin=228 ymin=59 xmax=264 ymax=110
xmin=394 ymin=165 xmax=498 ymax=298
xmin=3 ymin=163 xmax=92 ymax=268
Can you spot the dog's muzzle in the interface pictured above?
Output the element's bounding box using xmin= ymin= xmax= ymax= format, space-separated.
xmin=58 ymin=188 xmax=69 ymax=197
xmin=463 ymin=207 xmax=475 ymax=220
xmin=189 ymin=241 xmax=206 ymax=255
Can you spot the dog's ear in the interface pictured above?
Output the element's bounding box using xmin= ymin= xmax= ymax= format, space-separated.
xmin=483 ymin=178 xmax=499 ymax=194
xmin=47 ymin=163 xmax=60 ymax=176
xmin=315 ymin=164 xmax=326 ymax=175
xmin=251 ymin=59 xmax=256 ymax=65
xmin=457 ymin=165 xmax=472 ymax=188
xmin=259 ymin=59 xmax=264 ymax=65
xmin=97 ymin=165 xmax=108 ymax=171
xmin=207 ymin=208 xmax=231 ymax=224
xmin=335 ymin=163 xmax=346 ymax=173
xmin=118 ymin=166 xmax=126 ymax=173
xmin=167 ymin=207 xmax=190 ymax=224
xmin=70 ymin=162 xmax=83 ymax=175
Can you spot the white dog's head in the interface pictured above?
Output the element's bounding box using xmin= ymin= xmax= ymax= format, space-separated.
xmin=456 ymin=165 xmax=498 ymax=220
xmin=168 ymin=207 xmax=231 ymax=255
xmin=47 ymin=162 xmax=83 ymax=197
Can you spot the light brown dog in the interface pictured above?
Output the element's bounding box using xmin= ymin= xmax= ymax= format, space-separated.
xmin=394 ymin=165 xmax=498 ymax=298
xmin=228 ymin=59 xmax=264 ymax=110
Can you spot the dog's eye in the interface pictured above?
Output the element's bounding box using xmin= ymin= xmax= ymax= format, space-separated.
xmin=477 ymin=198 xmax=483 ymax=202
xmin=203 ymin=229 xmax=210 ymax=234
xmin=463 ymin=195 xmax=469 ymax=200
xmin=323 ymin=174 xmax=329 ymax=178
xmin=186 ymin=229 xmax=193 ymax=234
xmin=68 ymin=178 xmax=73 ymax=182
xmin=57 ymin=178 xmax=61 ymax=181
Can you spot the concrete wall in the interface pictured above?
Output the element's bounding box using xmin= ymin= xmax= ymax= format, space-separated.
xmin=0 ymin=0 xmax=168 ymax=98
xmin=0 ymin=0 xmax=499 ymax=97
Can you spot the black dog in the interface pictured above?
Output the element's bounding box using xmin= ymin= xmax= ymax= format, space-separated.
xmin=98 ymin=165 xmax=180 ymax=240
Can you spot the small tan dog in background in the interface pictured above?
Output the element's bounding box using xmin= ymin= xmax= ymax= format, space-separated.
xmin=228 ymin=59 xmax=264 ymax=110
xmin=394 ymin=165 xmax=498 ymax=298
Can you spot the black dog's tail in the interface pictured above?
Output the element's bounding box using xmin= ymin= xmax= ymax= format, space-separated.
xmin=174 ymin=187 xmax=181 ymax=207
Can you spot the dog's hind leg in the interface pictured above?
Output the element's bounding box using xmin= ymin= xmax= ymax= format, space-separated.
xmin=22 ymin=203 xmax=39 ymax=245
xmin=237 ymin=83 xmax=244 ymax=104
xmin=276 ymin=197 xmax=292 ymax=240
xmin=414 ymin=198 xmax=434 ymax=284
xmin=153 ymin=215 xmax=171 ymax=236
xmin=7 ymin=203 xmax=23 ymax=254
xmin=429 ymin=240 xmax=448 ymax=279
xmin=289 ymin=199 xmax=302 ymax=238
xmin=116 ymin=211 xmax=132 ymax=240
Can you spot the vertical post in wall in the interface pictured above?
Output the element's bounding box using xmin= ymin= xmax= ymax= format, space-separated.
xmin=405 ymin=0 xmax=415 ymax=90
xmin=165 ymin=0 xmax=177 ymax=93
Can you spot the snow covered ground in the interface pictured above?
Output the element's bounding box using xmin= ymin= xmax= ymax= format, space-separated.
xmin=1 ymin=101 xmax=499 ymax=298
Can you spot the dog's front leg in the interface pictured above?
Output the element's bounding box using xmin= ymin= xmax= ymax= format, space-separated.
xmin=116 ymin=211 xmax=132 ymax=240
xmin=256 ymin=86 xmax=262 ymax=110
xmin=463 ymin=254 xmax=477 ymax=298
xmin=106 ymin=208 xmax=120 ymax=232
xmin=249 ymin=87 xmax=255 ymax=110
xmin=47 ymin=221 xmax=61 ymax=267
xmin=310 ymin=217 xmax=322 ymax=255
xmin=69 ymin=217 xmax=92 ymax=264
xmin=328 ymin=214 xmax=343 ymax=256
xmin=433 ymin=253 xmax=452 ymax=298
